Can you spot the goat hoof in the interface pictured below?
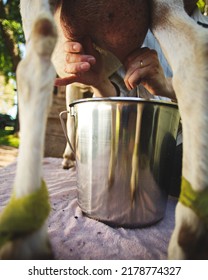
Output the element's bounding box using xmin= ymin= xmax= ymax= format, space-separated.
xmin=0 ymin=240 xmax=53 ymax=260
xmin=0 ymin=231 xmax=54 ymax=260
xmin=62 ymin=157 xmax=75 ymax=169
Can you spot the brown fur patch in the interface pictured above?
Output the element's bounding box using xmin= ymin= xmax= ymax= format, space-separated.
xmin=34 ymin=18 xmax=55 ymax=37
xmin=178 ymin=223 xmax=208 ymax=259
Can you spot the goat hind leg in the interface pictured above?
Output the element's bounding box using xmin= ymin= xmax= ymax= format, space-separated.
xmin=151 ymin=0 xmax=208 ymax=259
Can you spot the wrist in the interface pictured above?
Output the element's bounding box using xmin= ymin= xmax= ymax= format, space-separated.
xmin=92 ymin=79 xmax=119 ymax=97
xmin=165 ymin=78 xmax=177 ymax=101
xmin=156 ymin=77 xmax=177 ymax=101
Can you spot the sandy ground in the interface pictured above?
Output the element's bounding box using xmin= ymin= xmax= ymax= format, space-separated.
xmin=0 ymin=145 xmax=18 ymax=168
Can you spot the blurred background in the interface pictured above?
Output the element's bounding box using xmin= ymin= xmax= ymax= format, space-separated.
xmin=0 ymin=0 xmax=25 ymax=147
xmin=0 ymin=0 xmax=24 ymax=166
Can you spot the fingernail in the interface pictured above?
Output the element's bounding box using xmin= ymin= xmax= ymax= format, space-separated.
xmin=88 ymin=57 xmax=96 ymax=64
xmin=72 ymin=44 xmax=78 ymax=51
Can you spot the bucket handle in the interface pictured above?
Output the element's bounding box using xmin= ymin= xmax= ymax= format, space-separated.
xmin=59 ymin=110 xmax=75 ymax=155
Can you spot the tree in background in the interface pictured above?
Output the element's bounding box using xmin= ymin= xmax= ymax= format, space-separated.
xmin=0 ymin=0 xmax=24 ymax=78
xmin=0 ymin=0 xmax=25 ymax=131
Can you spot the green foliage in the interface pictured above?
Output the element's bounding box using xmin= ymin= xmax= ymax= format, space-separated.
xmin=0 ymin=0 xmax=25 ymax=80
xmin=0 ymin=128 xmax=19 ymax=148
xmin=197 ymin=0 xmax=206 ymax=12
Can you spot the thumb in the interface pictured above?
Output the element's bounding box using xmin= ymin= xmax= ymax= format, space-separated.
xmin=54 ymin=75 xmax=81 ymax=86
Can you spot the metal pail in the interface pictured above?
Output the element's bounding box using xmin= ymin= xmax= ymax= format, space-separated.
xmin=62 ymin=97 xmax=180 ymax=227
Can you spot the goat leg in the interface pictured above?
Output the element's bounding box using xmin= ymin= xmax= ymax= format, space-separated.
xmin=0 ymin=9 xmax=57 ymax=259
xmin=151 ymin=0 xmax=208 ymax=259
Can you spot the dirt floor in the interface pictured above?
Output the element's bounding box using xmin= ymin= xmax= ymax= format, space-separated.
xmin=0 ymin=145 xmax=18 ymax=168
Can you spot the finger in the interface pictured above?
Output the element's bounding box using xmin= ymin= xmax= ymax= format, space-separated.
xmin=124 ymin=47 xmax=150 ymax=67
xmin=124 ymin=68 xmax=141 ymax=90
xmin=125 ymin=66 xmax=153 ymax=90
xmin=124 ymin=62 xmax=144 ymax=89
xmin=125 ymin=48 xmax=158 ymax=71
xmin=64 ymin=61 xmax=91 ymax=74
xmin=64 ymin=41 xmax=84 ymax=53
xmin=127 ymin=68 xmax=144 ymax=90
xmin=125 ymin=53 xmax=158 ymax=85
xmin=65 ymin=53 xmax=96 ymax=64
xmin=125 ymin=63 xmax=161 ymax=91
xmin=55 ymin=75 xmax=82 ymax=86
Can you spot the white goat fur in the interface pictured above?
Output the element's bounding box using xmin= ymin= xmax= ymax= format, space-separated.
xmin=0 ymin=0 xmax=207 ymax=259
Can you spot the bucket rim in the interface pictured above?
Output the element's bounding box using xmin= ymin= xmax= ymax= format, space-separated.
xmin=69 ymin=97 xmax=178 ymax=109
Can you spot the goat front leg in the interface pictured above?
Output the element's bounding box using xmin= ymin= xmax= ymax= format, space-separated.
xmin=0 ymin=12 xmax=57 ymax=259
xmin=151 ymin=0 xmax=208 ymax=259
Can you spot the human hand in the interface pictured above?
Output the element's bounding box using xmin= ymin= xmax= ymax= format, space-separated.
xmin=55 ymin=38 xmax=105 ymax=87
xmin=124 ymin=47 xmax=176 ymax=99
xmin=55 ymin=37 xmax=118 ymax=97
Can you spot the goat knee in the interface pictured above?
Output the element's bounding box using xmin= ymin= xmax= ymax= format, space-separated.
xmin=32 ymin=14 xmax=57 ymax=57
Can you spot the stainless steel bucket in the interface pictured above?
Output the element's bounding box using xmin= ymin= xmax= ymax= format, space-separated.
xmin=61 ymin=97 xmax=180 ymax=227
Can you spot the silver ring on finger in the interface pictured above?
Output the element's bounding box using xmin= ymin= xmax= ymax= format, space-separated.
xmin=140 ymin=60 xmax=144 ymax=68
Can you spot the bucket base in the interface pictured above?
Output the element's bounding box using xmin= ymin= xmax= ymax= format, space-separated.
xmin=82 ymin=210 xmax=164 ymax=229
